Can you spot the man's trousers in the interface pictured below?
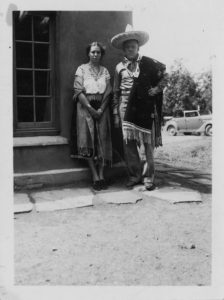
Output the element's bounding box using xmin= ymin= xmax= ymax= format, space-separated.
xmin=123 ymin=139 xmax=155 ymax=184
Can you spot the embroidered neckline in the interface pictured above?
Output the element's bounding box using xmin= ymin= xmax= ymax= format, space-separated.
xmin=88 ymin=63 xmax=102 ymax=81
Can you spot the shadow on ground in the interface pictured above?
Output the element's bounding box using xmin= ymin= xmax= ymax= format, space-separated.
xmin=154 ymin=161 xmax=212 ymax=194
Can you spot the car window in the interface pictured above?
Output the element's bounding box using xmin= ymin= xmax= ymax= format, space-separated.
xmin=174 ymin=110 xmax=184 ymax=117
xmin=185 ymin=112 xmax=198 ymax=117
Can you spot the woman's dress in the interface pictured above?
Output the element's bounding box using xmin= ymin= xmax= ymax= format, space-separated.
xmin=71 ymin=63 xmax=112 ymax=165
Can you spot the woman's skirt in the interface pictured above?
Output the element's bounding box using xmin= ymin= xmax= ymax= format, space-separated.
xmin=75 ymin=94 xmax=112 ymax=165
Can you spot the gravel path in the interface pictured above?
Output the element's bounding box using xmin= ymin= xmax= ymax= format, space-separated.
xmin=15 ymin=186 xmax=211 ymax=285
xmin=14 ymin=134 xmax=212 ymax=285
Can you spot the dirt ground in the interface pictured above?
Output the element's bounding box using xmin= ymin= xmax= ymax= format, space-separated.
xmin=155 ymin=133 xmax=212 ymax=172
xmin=14 ymin=135 xmax=212 ymax=286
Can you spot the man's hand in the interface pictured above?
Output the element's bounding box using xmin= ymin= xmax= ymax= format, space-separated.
xmin=114 ymin=115 xmax=120 ymax=128
xmin=148 ymin=87 xmax=160 ymax=96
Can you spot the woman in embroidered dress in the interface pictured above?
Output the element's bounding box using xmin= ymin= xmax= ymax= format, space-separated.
xmin=72 ymin=42 xmax=112 ymax=190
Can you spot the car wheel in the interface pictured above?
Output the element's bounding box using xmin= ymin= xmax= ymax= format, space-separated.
xmin=205 ymin=124 xmax=212 ymax=136
xmin=167 ymin=125 xmax=177 ymax=136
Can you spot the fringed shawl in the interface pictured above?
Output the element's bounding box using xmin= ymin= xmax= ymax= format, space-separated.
xmin=122 ymin=56 xmax=165 ymax=148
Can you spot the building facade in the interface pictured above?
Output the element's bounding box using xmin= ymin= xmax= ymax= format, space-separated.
xmin=13 ymin=11 xmax=132 ymax=188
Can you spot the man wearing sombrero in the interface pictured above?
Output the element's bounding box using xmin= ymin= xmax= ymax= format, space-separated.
xmin=111 ymin=25 xmax=167 ymax=190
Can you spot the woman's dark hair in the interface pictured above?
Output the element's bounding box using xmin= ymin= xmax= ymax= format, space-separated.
xmin=86 ymin=42 xmax=106 ymax=58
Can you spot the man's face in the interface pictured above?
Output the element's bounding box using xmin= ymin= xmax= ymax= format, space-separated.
xmin=123 ymin=40 xmax=139 ymax=60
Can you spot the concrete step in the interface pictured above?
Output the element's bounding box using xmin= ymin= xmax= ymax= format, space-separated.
xmin=13 ymin=136 xmax=124 ymax=174
xmin=14 ymin=141 xmax=85 ymax=173
xmin=14 ymin=163 xmax=126 ymax=191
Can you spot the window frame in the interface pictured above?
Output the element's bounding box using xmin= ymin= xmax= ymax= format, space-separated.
xmin=13 ymin=11 xmax=59 ymax=137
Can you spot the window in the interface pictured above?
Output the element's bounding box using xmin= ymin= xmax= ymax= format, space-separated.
xmin=173 ymin=110 xmax=184 ymax=118
xmin=185 ymin=112 xmax=198 ymax=118
xmin=13 ymin=11 xmax=58 ymax=136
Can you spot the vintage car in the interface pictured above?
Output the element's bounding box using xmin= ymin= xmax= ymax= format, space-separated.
xmin=164 ymin=110 xmax=212 ymax=136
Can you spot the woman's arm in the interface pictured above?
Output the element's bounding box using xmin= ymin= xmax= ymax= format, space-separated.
xmin=78 ymin=92 xmax=101 ymax=120
xmin=74 ymin=75 xmax=100 ymax=119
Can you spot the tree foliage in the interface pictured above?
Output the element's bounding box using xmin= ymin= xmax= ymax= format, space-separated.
xmin=163 ymin=60 xmax=212 ymax=115
xmin=195 ymin=70 xmax=212 ymax=114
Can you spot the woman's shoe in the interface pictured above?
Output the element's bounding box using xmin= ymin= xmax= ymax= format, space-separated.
xmin=99 ymin=179 xmax=108 ymax=190
xmin=92 ymin=181 xmax=101 ymax=191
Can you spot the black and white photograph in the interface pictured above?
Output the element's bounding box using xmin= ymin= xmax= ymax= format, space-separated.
xmin=0 ymin=0 xmax=224 ymax=299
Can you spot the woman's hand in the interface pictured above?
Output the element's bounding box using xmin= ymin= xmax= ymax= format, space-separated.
xmin=97 ymin=108 xmax=103 ymax=119
xmin=88 ymin=106 xmax=102 ymax=120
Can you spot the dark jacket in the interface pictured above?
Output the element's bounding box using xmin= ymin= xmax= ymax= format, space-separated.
xmin=124 ymin=56 xmax=166 ymax=131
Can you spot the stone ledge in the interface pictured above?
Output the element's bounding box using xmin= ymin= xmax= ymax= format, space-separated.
xmin=14 ymin=168 xmax=91 ymax=190
xmin=14 ymin=193 xmax=33 ymax=213
xmin=14 ymin=167 xmax=89 ymax=177
xmin=32 ymin=188 xmax=94 ymax=212
xmin=14 ymin=163 xmax=126 ymax=190
xmin=13 ymin=136 xmax=68 ymax=147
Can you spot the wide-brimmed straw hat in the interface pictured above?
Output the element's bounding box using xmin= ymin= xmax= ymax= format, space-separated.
xmin=111 ymin=24 xmax=149 ymax=49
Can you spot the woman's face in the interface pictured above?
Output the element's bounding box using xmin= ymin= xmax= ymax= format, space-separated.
xmin=88 ymin=45 xmax=102 ymax=64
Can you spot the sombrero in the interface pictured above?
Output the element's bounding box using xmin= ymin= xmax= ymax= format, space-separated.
xmin=111 ymin=24 xmax=149 ymax=49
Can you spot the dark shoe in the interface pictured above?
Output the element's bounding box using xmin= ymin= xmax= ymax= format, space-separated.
xmin=145 ymin=182 xmax=156 ymax=191
xmin=92 ymin=181 xmax=101 ymax=191
xmin=126 ymin=180 xmax=141 ymax=188
xmin=99 ymin=179 xmax=108 ymax=190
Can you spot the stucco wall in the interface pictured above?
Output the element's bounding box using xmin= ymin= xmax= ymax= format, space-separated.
xmin=56 ymin=11 xmax=132 ymax=138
